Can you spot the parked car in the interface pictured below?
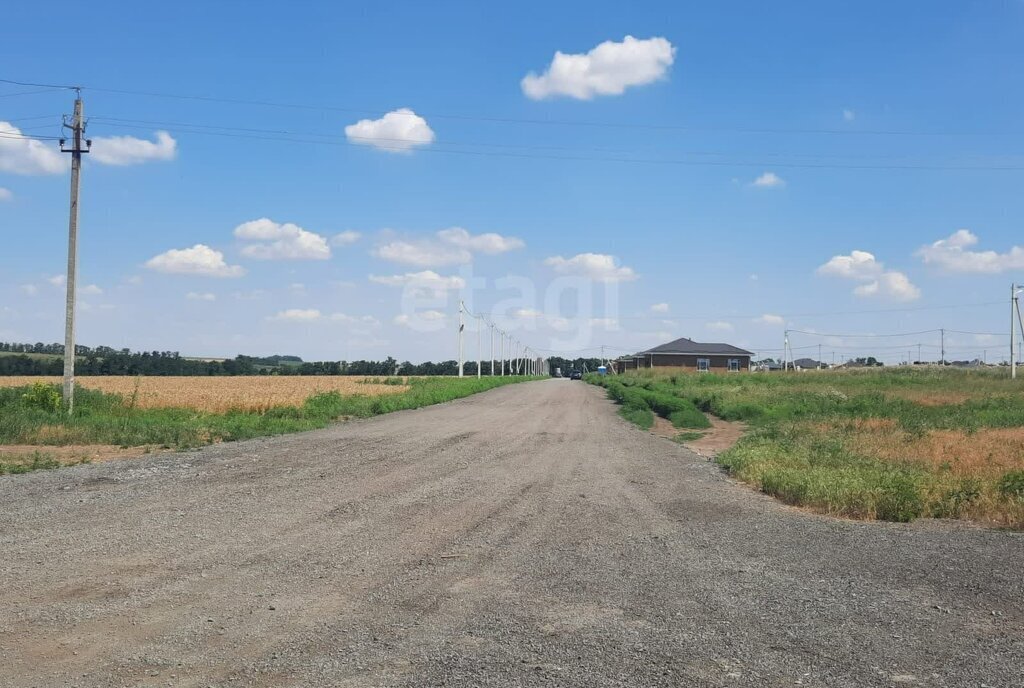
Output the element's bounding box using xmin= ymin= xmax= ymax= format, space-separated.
xmin=569 ymin=369 xmax=583 ymax=380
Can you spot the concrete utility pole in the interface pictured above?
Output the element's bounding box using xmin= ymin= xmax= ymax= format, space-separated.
xmin=940 ymin=328 xmax=946 ymax=366
xmin=60 ymin=89 xmax=89 ymax=414
xmin=476 ymin=316 xmax=481 ymax=379
xmin=489 ymin=323 xmax=494 ymax=376
xmin=1012 ymin=284 xmax=1023 ymax=380
xmin=458 ymin=301 xmax=465 ymax=377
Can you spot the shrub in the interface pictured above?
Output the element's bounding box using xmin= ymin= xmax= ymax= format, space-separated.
xmin=22 ymin=382 xmax=61 ymax=413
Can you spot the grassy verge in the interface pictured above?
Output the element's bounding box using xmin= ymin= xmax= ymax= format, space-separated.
xmin=0 ymin=376 xmax=539 ymax=452
xmin=590 ymin=368 xmax=1024 ymax=527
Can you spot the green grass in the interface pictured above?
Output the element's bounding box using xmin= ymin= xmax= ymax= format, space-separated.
xmin=589 ymin=368 xmax=1024 ymax=527
xmin=0 ymin=451 xmax=73 ymax=475
xmin=0 ymin=376 xmax=539 ymax=452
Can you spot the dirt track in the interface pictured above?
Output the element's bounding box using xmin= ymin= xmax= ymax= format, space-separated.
xmin=1 ymin=379 xmax=1022 ymax=687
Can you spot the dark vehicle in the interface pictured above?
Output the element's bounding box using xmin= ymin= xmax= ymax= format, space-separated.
xmin=569 ymin=369 xmax=583 ymax=380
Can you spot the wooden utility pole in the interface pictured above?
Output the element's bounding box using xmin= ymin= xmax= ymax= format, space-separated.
xmin=60 ymin=90 xmax=89 ymax=414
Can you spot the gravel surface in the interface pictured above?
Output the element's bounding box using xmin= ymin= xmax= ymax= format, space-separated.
xmin=1 ymin=379 xmax=1021 ymax=687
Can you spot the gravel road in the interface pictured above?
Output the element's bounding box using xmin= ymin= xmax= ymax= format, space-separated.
xmin=2 ymin=379 xmax=1021 ymax=687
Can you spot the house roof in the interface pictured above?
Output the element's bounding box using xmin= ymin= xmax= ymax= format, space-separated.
xmin=643 ymin=337 xmax=754 ymax=356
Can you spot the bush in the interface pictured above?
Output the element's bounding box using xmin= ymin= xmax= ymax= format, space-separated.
xmin=22 ymin=382 xmax=61 ymax=413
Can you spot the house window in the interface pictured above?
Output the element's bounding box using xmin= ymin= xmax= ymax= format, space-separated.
xmin=697 ymin=358 xmax=710 ymax=372
xmin=728 ymin=358 xmax=740 ymax=372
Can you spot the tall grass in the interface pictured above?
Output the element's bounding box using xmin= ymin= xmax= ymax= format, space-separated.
xmin=591 ymin=368 xmax=1024 ymax=527
xmin=0 ymin=376 xmax=538 ymax=450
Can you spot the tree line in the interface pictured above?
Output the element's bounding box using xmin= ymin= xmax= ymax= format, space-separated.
xmin=0 ymin=342 xmax=549 ymax=377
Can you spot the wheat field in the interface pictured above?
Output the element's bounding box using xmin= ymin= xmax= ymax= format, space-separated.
xmin=0 ymin=376 xmax=409 ymax=412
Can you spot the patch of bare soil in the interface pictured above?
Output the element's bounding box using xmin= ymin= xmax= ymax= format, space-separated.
xmin=0 ymin=444 xmax=160 ymax=465
xmin=649 ymin=414 xmax=746 ymax=458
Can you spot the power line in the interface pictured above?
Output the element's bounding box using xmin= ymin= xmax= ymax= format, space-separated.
xmin=81 ymin=118 xmax=1024 ymax=172
xmin=63 ymin=80 xmax=1024 ymax=138
xmin=0 ymin=78 xmax=78 ymax=90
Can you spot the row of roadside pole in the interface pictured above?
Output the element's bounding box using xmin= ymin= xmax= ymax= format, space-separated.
xmin=457 ymin=301 xmax=546 ymax=378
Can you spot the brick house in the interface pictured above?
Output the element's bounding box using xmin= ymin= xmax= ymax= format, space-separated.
xmin=613 ymin=337 xmax=753 ymax=373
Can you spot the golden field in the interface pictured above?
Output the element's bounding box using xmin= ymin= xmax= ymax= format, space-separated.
xmin=0 ymin=376 xmax=409 ymax=412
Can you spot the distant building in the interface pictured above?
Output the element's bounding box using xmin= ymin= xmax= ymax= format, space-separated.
xmin=613 ymin=337 xmax=753 ymax=373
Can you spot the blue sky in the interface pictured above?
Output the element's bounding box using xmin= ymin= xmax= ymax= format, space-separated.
xmin=2 ymin=0 xmax=1023 ymax=364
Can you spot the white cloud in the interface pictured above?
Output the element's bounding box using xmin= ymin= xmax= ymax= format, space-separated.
xmin=374 ymin=239 xmax=470 ymax=267
xmin=269 ymin=308 xmax=321 ymax=322
xmin=0 ymin=187 xmax=12 ymax=201
xmin=522 ymin=36 xmax=676 ymax=100
xmin=344 ymin=108 xmax=435 ymax=152
xmin=19 ymin=284 xmax=38 ymax=296
xmin=512 ymin=308 xmax=543 ymax=320
xmin=47 ymin=274 xmax=66 ymax=287
xmin=234 ymin=218 xmax=331 ymax=260
xmin=81 ymin=284 xmax=103 ymax=295
xmin=817 ymin=250 xmax=884 ymax=280
xmin=89 ymin=131 xmax=177 ymax=166
xmin=145 ymin=244 xmax=245 ymax=278
xmin=751 ymin=171 xmax=785 ymax=188
xmin=330 ymin=313 xmax=381 ymax=327
xmin=843 ymin=109 xmax=856 ymax=122
xmin=186 ymin=291 xmax=216 ymax=301
xmin=331 ymin=230 xmax=362 ymax=247
xmin=436 ymin=227 xmax=524 ymax=255
xmin=755 ymin=313 xmax=785 ymax=326
xmin=916 ymin=229 xmax=1024 ymax=274
xmin=0 ymin=121 xmax=66 ymax=175
xmin=544 ymin=253 xmax=637 ymax=282
xmin=817 ymin=249 xmax=919 ymax=301
xmin=650 ymin=302 xmax=670 ymax=313
xmin=369 ymin=270 xmax=466 ymax=293
xmin=373 ymin=227 xmax=524 ymax=267
xmin=590 ymin=317 xmax=617 ymax=328
xmin=705 ymin=321 xmax=734 ymax=332
xmin=853 ymin=271 xmax=921 ymax=302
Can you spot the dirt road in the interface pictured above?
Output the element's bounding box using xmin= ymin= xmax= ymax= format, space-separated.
xmin=2 ymin=380 xmax=1021 ymax=687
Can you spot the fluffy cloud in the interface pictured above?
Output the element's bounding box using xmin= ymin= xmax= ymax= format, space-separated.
xmin=0 ymin=121 xmax=65 ymax=175
xmin=590 ymin=317 xmax=617 ymax=328
xmin=751 ymin=171 xmax=785 ymax=188
xmin=81 ymin=284 xmax=103 ymax=295
xmin=186 ymin=291 xmax=216 ymax=301
xmin=269 ymin=308 xmax=321 ymax=322
xmin=755 ymin=313 xmax=785 ymax=326
xmin=47 ymin=274 xmax=67 ymax=287
xmin=853 ymin=272 xmax=921 ymax=301
xmin=817 ymin=250 xmax=883 ymax=280
xmin=705 ymin=321 xmax=734 ymax=332
xmin=145 ymin=244 xmax=245 ymax=278
xmin=331 ymin=230 xmax=362 ymax=247
xmin=19 ymin=284 xmax=38 ymax=296
xmin=344 ymin=108 xmax=435 ymax=152
xmin=544 ymin=253 xmax=637 ymax=282
xmin=374 ymin=227 xmax=523 ymax=267
xmin=916 ymin=230 xmax=1024 ymax=274
xmin=369 ymin=270 xmax=466 ymax=293
xmin=331 ymin=313 xmax=381 ymax=327
xmin=650 ymin=302 xmax=669 ymax=313
xmin=374 ymin=239 xmax=470 ymax=267
xmin=89 ymin=131 xmax=177 ymax=166
xmin=436 ymin=227 xmax=524 ymax=254
xmin=0 ymin=187 xmax=12 ymax=201
xmin=234 ymin=218 xmax=331 ymax=260
xmin=817 ymin=250 xmax=919 ymax=301
xmin=522 ymin=36 xmax=675 ymax=100
xmin=843 ymin=109 xmax=856 ymax=122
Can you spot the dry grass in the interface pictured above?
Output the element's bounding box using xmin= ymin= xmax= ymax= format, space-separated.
xmin=0 ymin=376 xmax=409 ymax=412
xmin=843 ymin=426 xmax=1024 ymax=478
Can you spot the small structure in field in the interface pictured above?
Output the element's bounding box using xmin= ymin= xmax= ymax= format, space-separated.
xmin=613 ymin=337 xmax=753 ymax=373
